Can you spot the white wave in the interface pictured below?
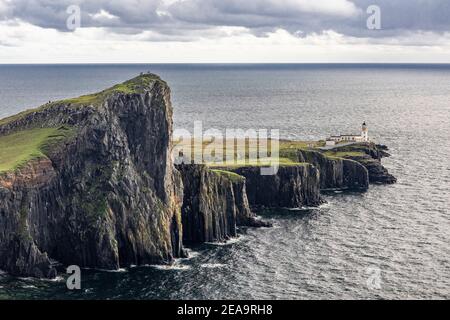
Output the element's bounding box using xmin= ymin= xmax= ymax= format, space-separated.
xmin=205 ymin=236 xmax=243 ymax=246
xmin=40 ymin=276 xmax=64 ymax=283
xmin=181 ymin=248 xmax=201 ymax=260
xmin=100 ymin=268 xmax=127 ymax=273
xmin=200 ymin=263 xmax=226 ymax=269
xmin=287 ymin=205 xmax=321 ymax=211
xmin=21 ymin=285 xmax=37 ymax=289
xmin=149 ymin=264 xmax=191 ymax=271
xmin=82 ymin=267 xmax=128 ymax=273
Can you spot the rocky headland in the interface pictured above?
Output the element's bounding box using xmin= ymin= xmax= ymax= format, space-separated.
xmin=0 ymin=74 xmax=396 ymax=278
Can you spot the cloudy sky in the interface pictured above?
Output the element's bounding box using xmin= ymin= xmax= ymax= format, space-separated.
xmin=1 ymin=0 xmax=450 ymax=63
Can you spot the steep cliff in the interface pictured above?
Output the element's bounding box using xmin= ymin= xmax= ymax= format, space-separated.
xmin=176 ymin=164 xmax=268 ymax=244
xmin=0 ymin=74 xmax=398 ymax=279
xmin=0 ymin=74 xmax=185 ymax=278
xmin=296 ymin=149 xmax=369 ymax=191
xmin=323 ymin=143 xmax=397 ymax=184
xmin=224 ymin=164 xmax=322 ymax=208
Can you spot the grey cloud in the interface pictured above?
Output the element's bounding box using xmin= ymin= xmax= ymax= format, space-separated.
xmin=1 ymin=0 xmax=165 ymax=31
xmin=168 ymin=0 xmax=450 ymax=39
xmin=0 ymin=0 xmax=449 ymax=42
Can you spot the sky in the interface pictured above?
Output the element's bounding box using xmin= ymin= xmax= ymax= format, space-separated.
xmin=0 ymin=0 xmax=450 ymax=63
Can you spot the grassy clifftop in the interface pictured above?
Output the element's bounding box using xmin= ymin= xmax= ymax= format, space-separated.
xmin=0 ymin=74 xmax=164 ymax=174
xmin=0 ymin=126 xmax=74 ymax=173
xmin=60 ymin=73 xmax=165 ymax=106
xmin=0 ymin=73 xmax=164 ymax=127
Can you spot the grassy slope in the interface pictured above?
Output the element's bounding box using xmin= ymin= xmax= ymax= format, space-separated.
xmin=210 ymin=169 xmax=246 ymax=182
xmin=323 ymin=151 xmax=366 ymax=159
xmin=208 ymin=157 xmax=308 ymax=168
xmin=0 ymin=126 xmax=74 ymax=173
xmin=175 ymin=138 xmax=317 ymax=167
xmin=0 ymin=74 xmax=161 ymax=174
xmin=0 ymin=74 xmax=163 ymax=127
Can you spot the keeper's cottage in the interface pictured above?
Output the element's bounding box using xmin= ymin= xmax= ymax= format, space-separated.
xmin=326 ymin=122 xmax=369 ymax=146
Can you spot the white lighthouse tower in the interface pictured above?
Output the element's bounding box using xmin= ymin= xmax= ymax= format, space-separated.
xmin=361 ymin=122 xmax=369 ymax=142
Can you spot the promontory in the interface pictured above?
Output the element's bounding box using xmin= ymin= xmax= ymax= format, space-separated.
xmin=0 ymin=74 xmax=396 ymax=278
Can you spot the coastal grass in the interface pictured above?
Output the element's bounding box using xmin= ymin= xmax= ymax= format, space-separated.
xmin=174 ymin=137 xmax=323 ymax=166
xmin=279 ymin=139 xmax=325 ymax=150
xmin=61 ymin=73 xmax=163 ymax=106
xmin=0 ymin=74 xmax=163 ymax=127
xmin=210 ymin=169 xmax=246 ymax=182
xmin=0 ymin=126 xmax=74 ymax=173
xmin=208 ymin=157 xmax=309 ymax=169
xmin=323 ymin=151 xmax=366 ymax=159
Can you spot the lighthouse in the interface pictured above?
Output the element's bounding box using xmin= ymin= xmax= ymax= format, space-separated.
xmin=361 ymin=122 xmax=369 ymax=142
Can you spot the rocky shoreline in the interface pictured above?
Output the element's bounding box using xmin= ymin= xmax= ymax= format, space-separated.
xmin=0 ymin=74 xmax=396 ymax=278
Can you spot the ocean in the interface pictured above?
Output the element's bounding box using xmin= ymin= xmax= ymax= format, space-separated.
xmin=0 ymin=64 xmax=449 ymax=299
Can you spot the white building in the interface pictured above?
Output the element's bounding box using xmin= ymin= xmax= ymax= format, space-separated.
xmin=325 ymin=122 xmax=369 ymax=146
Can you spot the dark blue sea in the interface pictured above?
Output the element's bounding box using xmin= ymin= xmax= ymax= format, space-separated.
xmin=0 ymin=64 xmax=449 ymax=299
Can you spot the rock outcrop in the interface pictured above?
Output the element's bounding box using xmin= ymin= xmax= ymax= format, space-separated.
xmin=0 ymin=74 xmax=185 ymax=278
xmin=325 ymin=143 xmax=397 ymax=184
xmin=226 ymin=164 xmax=322 ymax=208
xmin=176 ymin=165 xmax=268 ymax=244
xmin=296 ymin=149 xmax=369 ymax=191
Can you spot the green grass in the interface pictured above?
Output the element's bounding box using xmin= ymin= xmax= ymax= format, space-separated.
xmin=0 ymin=126 xmax=74 ymax=173
xmin=174 ymin=137 xmax=324 ymax=166
xmin=0 ymin=74 xmax=164 ymax=126
xmin=208 ymin=157 xmax=308 ymax=169
xmin=323 ymin=151 xmax=366 ymax=159
xmin=211 ymin=169 xmax=246 ymax=183
xmin=279 ymin=139 xmax=325 ymax=150
xmin=61 ymin=73 xmax=164 ymax=106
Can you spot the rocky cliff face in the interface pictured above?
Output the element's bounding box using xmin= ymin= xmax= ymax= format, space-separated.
xmin=0 ymin=75 xmax=185 ymax=278
xmin=227 ymin=165 xmax=322 ymax=208
xmin=327 ymin=143 xmax=397 ymax=184
xmin=297 ymin=149 xmax=369 ymax=191
xmin=176 ymin=165 xmax=267 ymax=244
xmin=0 ymin=74 xmax=397 ymax=279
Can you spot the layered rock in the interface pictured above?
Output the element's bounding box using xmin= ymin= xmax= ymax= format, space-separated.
xmin=0 ymin=74 xmax=397 ymax=280
xmin=0 ymin=74 xmax=185 ymax=278
xmin=176 ymin=164 xmax=268 ymax=244
xmin=326 ymin=143 xmax=397 ymax=184
xmin=296 ymin=149 xmax=369 ymax=191
xmin=226 ymin=164 xmax=322 ymax=208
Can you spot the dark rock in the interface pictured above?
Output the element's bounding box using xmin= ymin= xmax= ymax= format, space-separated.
xmin=358 ymin=159 xmax=397 ymax=184
xmin=0 ymin=75 xmax=184 ymax=278
xmin=297 ymin=149 xmax=369 ymax=191
xmin=321 ymin=143 xmax=397 ymax=185
xmin=176 ymin=165 xmax=269 ymax=244
xmin=227 ymin=164 xmax=323 ymax=208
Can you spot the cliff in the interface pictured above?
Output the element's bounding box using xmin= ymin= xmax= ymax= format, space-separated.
xmin=223 ymin=164 xmax=323 ymax=208
xmin=296 ymin=149 xmax=369 ymax=191
xmin=176 ymin=164 xmax=268 ymax=244
xmin=0 ymin=74 xmax=185 ymax=278
xmin=0 ymin=74 xmax=397 ymax=279
xmin=322 ymin=143 xmax=397 ymax=184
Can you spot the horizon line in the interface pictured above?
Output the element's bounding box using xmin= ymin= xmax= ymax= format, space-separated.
xmin=1 ymin=62 xmax=450 ymax=66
